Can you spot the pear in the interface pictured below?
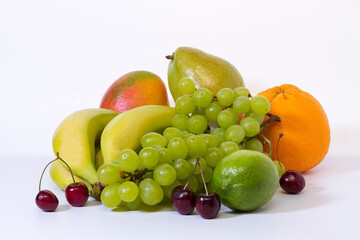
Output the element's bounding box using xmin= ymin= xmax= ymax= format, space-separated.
xmin=166 ymin=47 xmax=245 ymax=101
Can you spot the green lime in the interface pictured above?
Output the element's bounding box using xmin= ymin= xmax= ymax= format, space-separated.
xmin=212 ymin=150 xmax=279 ymax=211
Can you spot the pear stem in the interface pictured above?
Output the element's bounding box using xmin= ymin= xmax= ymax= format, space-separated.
xmin=38 ymin=152 xmax=76 ymax=192
xmin=183 ymin=157 xmax=199 ymax=191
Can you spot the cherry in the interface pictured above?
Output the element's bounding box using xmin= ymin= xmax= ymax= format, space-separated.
xmin=65 ymin=182 xmax=89 ymax=207
xmin=171 ymin=185 xmax=196 ymax=215
xmin=195 ymin=193 xmax=221 ymax=219
xmin=280 ymin=170 xmax=305 ymax=194
xmin=35 ymin=190 xmax=59 ymax=212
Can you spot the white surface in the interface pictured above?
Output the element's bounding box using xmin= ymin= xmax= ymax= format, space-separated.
xmin=0 ymin=0 xmax=359 ymax=239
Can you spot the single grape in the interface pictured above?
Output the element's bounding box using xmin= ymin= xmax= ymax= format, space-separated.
xmin=244 ymin=138 xmax=264 ymax=152
xmin=163 ymin=180 xmax=181 ymax=199
xmin=139 ymin=147 xmax=160 ymax=170
xmin=163 ymin=127 xmax=183 ymax=142
xmin=201 ymin=166 xmax=213 ymax=183
xmin=217 ymin=88 xmax=235 ymax=107
xmin=217 ymin=108 xmax=239 ymax=129
xmin=225 ymin=125 xmax=245 ymax=144
xmin=181 ymin=177 xmax=198 ymax=193
xmin=153 ymin=163 xmax=177 ymax=186
xmin=141 ymin=132 xmax=167 ymax=148
xmin=117 ymin=149 xmax=140 ymax=172
xmin=183 ymin=133 xmax=195 ymax=141
xmin=191 ymin=106 xmax=206 ymax=116
xmin=210 ymin=128 xmax=226 ymax=145
xmin=205 ymin=103 xmax=222 ymax=122
xmin=199 ymin=134 xmax=218 ymax=148
xmin=239 ymin=117 xmax=260 ymax=137
xmin=187 ymin=115 xmax=208 ymax=134
xmin=233 ymin=96 xmax=251 ymax=114
xmin=187 ymin=157 xmax=207 ymax=175
xmin=167 ymin=137 xmax=188 ymax=160
xmin=172 ymin=159 xmax=191 ymax=180
xmin=122 ymin=195 xmax=142 ymax=210
xmin=185 ymin=135 xmax=208 ymax=157
xmin=151 ymin=144 xmax=163 ymax=150
xmin=219 ymin=141 xmax=240 ymax=156
xmin=178 ymin=77 xmax=196 ymax=95
xmin=97 ymin=163 xmax=121 ymax=185
xmin=245 ymin=110 xmax=265 ymax=124
xmin=172 ymin=114 xmax=189 ymax=131
xmin=171 ymin=186 xmax=196 ymax=215
xmin=139 ymin=178 xmax=164 ymax=205
xmin=175 ymin=94 xmax=196 ymax=114
xmin=118 ymin=181 xmax=139 ymax=202
xmin=157 ymin=147 xmax=173 ymax=164
xmin=234 ymin=87 xmax=250 ymax=97
xmin=250 ymin=95 xmax=271 ymax=115
xmin=204 ymin=147 xmax=223 ymax=168
xmin=100 ymin=183 xmax=122 ymax=208
xmin=280 ymin=170 xmax=306 ymax=194
xmin=192 ymin=88 xmax=213 ymax=108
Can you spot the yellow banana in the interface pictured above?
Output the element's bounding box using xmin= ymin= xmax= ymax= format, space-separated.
xmin=52 ymin=108 xmax=119 ymax=185
xmin=101 ymin=105 xmax=177 ymax=164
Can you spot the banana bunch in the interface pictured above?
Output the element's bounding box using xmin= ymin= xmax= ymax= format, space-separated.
xmin=50 ymin=105 xmax=177 ymax=194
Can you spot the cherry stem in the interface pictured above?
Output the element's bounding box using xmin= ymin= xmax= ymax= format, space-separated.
xmin=276 ymin=133 xmax=285 ymax=164
xmin=260 ymin=113 xmax=281 ymax=131
xmin=183 ymin=158 xmax=199 ymax=191
xmin=198 ymin=158 xmax=208 ymax=195
xmin=38 ymin=152 xmax=76 ymax=192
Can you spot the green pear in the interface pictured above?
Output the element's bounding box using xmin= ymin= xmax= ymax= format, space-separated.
xmin=166 ymin=47 xmax=245 ymax=101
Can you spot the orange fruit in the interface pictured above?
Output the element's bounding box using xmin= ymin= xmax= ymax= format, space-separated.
xmin=258 ymin=84 xmax=330 ymax=172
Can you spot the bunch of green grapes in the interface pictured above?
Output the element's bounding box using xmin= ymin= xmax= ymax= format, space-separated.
xmin=98 ymin=78 xmax=272 ymax=210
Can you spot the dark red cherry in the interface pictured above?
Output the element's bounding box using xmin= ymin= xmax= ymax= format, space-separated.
xmin=280 ymin=170 xmax=305 ymax=194
xmin=171 ymin=185 xmax=196 ymax=215
xmin=195 ymin=192 xmax=221 ymax=219
xmin=36 ymin=190 xmax=59 ymax=212
xmin=65 ymin=182 xmax=89 ymax=207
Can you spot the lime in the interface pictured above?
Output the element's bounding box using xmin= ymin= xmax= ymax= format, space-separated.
xmin=212 ymin=150 xmax=279 ymax=211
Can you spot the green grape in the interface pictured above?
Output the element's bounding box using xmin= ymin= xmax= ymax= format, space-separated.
xmin=157 ymin=147 xmax=173 ymax=164
xmin=162 ymin=180 xmax=181 ymax=198
xmin=163 ymin=127 xmax=183 ymax=142
xmin=97 ymin=163 xmax=121 ymax=185
xmin=191 ymin=106 xmax=206 ymax=116
xmin=199 ymin=134 xmax=218 ymax=148
xmin=178 ymin=77 xmax=196 ymax=95
xmin=122 ymin=195 xmax=142 ymax=210
xmin=210 ymin=128 xmax=226 ymax=145
xmin=217 ymin=88 xmax=235 ymax=107
xmin=182 ymin=130 xmax=190 ymax=135
xmin=245 ymin=110 xmax=265 ymax=124
xmin=183 ymin=133 xmax=195 ymax=141
xmin=197 ymin=166 xmax=213 ymax=183
xmin=244 ymin=138 xmax=264 ymax=152
xmin=240 ymin=117 xmax=260 ymax=137
xmin=204 ymin=147 xmax=223 ymax=168
xmin=234 ymin=87 xmax=250 ymax=97
xmin=172 ymin=114 xmax=189 ymax=131
xmin=151 ymin=144 xmax=163 ymax=150
xmin=187 ymin=157 xmax=207 ymax=175
xmin=205 ymin=103 xmax=222 ymax=122
xmin=139 ymin=178 xmax=163 ymax=206
xmin=250 ymin=95 xmax=271 ymax=115
xmin=187 ymin=115 xmax=208 ymax=134
xmin=233 ymin=96 xmax=251 ymax=114
xmin=167 ymin=137 xmax=188 ymax=159
xmin=117 ymin=149 xmax=140 ymax=172
xmin=181 ymin=177 xmax=198 ymax=192
xmin=217 ymin=108 xmax=239 ymax=129
xmin=118 ymin=181 xmax=139 ymax=202
xmin=185 ymin=135 xmax=208 ymax=157
xmin=172 ymin=159 xmax=191 ymax=180
xmin=219 ymin=141 xmax=240 ymax=156
xmin=225 ymin=125 xmax=245 ymax=144
xmin=141 ymin=132 xmax=167 ymax=148
xmin=192 ymin=88 xmax=213 ymax=108
xmin=175 ymin=94 xmax=196 ymax=114
xmin=153 ymin=163 xmax=177 ymax=186
xmin=100 ymin=183 xmax=122 ymax=208
xmin=207 ymin=180 xmax=214 ymax=193
xmin=139 ymin=147 xmax=160 ymax=170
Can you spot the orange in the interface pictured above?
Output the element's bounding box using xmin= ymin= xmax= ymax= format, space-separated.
xmin=258 ymin=84 xmax=330 ymax=172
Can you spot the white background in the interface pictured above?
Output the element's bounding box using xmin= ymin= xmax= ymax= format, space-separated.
xmin=0 ymin=0 xmax=359 ymax=239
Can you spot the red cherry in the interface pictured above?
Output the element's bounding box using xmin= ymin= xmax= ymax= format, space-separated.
xmin=35 ymin=190 xmax=59 ymax=212
xmin=280 ymin=170 xmax=305 ymax=194
xmin=171 ymin=185 xmax=196 ymax=215
xmin=65 ymin=182 xmax=89 ymax=207
xmin=195 ymin=192 xmax=221 ymax=219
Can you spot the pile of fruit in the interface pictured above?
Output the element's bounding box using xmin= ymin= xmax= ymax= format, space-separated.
xmin=35 ymin=47 xmax=330 ymax=219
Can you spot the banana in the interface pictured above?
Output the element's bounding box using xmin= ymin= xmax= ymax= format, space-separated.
xmin=52 ymin=108 xmax=119 ymax=185
xmin=101 ymin=105 xmax=177 ymax=164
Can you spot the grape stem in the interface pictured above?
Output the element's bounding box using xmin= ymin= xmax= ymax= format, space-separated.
xmin=119 ymin=169 xmax=151 ymax=185
xmin=260 ymin=113 xmax=281 ymax=131
xmin=38 ymin=152 xmax=76 ymax=192
xmin=183 ymin=158 xmax=199 ymax=191
xmin=257 ymin=134 xmax=273 ymax=157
